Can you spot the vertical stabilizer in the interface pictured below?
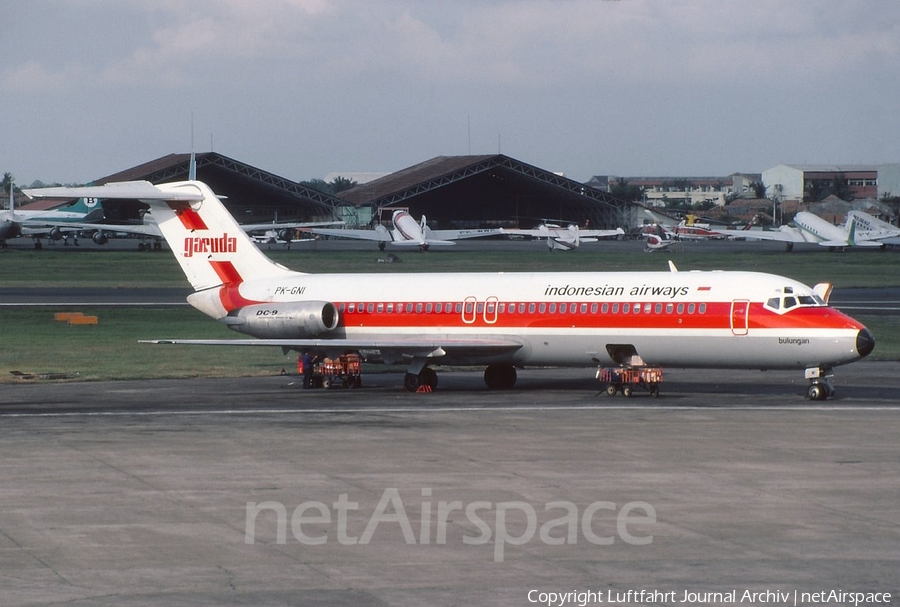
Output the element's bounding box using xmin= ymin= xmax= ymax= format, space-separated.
xmin=144 ymin=181 xmax=300 ymax=291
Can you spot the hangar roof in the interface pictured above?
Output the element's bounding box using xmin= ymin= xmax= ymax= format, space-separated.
xmin=94 ymin=153 xmax=343 ymax=222
xmin=338 ymin=155 xmax=627 ymax=229
xmin=85 ymin=152 xmax=630 ymax=229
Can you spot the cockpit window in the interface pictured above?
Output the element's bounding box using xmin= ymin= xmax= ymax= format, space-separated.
xmin=766 ymin=297 xmax=780 ymax=310
xmin=798 ymin=295 xmax=817 ymax=306
xmin=783 ymin=297 xmax=797 ymax=309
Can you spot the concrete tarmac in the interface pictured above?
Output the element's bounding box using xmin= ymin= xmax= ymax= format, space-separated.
xmin=1 ymin=364 xmax=898 ymax=606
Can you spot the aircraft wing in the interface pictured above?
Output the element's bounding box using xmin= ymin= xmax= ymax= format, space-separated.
xmin=499 ymin=228 xmax=545 ymax=237
xmin=818 ymin=239 xmax=883 ymax=248
xmin=141 ymin=336 xmax=525 ymax=360
xmin=425 ymin=228 xmax=501 ymax=240
xmin=722 ymin=227 xmax=805 ymax=243
xmin=577 ymin=228 xmax=625 ymax=238
xmin=306 ymin=226 xmax=392 ymax=242
xmin=393 ymin=239 xmax=455 ymax=246
xmin=28 ymin=219 xmax=162 ymax=237
xmin=241 ymin=220 xmax=343 ymax=232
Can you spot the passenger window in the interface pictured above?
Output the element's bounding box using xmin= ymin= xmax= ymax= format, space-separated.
xmin=539 ymin=303 xmax=547 ymax=314
xmin=622 ymin=303 xmax=630 ymax=314
xmin=406 ymin=303 xmax=414 ymax=313
xmin=633 ymin=303 xmax=640 ymax=314
xmin=652 ymin=303 xmax=659 ymax=314
xmin=435 ymin=303 xmax=442 ymax=313
xmin=590 ymin=303 xmax=597 ymax=314
xmin=601 ymin=303 xmax=609 ymax=314
xmin=376 ymin=303 xmax=384 ymax=313
xmin=528 ymin=303 xmax=536 ymax=314
xmin=612 ymin=303 xmax=619 ymax=314
xmin=559 ymin=304 xmax=567 ymax=314
xmin=366 ymin=303 xmax=374 ymax=313
xmin=581 ymin=303 xmax=588 ymax=314
xmin=518 ymin=303 xmax=526 ymax=314
xmin=699 ymin=303 xmax=707 ymax=314
xmin=348 ymin=303 xmax=355 ymax=313
xmin=676 ymin=303 xmax=684 ymax=314
xmin=666 ymin=303 xmax=673 ymax=314
xmin=688 ymin=303 xmax=695 ymax=314
xmin=455 ymin=303 xmax=462 ymax=313
xmin=425 ymin=303 xmax=433 ymax=313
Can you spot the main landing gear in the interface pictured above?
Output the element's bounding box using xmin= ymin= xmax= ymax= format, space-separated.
xmin=805 ymin=367 xmax=835 ymax=401
xmin=403 ymin=364 xmax=519 ymax=392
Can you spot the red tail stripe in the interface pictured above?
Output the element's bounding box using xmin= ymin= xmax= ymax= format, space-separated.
xmin=210 ymin=260 xmax=243 ymax=285
xmin=209 ymin=261 xmax=258 ymax=312
xmin=167 ymin=202 xmax=209 ymax=231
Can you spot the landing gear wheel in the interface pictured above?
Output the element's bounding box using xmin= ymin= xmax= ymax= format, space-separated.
xmin=484 ymin=364 xmax=517 ymax=390
xmin=807 ymin=384 xmax=827 ymax=401
xmin=404 ymin=373 xmax=419 ymax=392
xmin=405 ymin=368 xmax=438 ymax=392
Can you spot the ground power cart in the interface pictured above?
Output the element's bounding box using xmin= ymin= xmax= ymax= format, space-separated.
xmin=597 ymin=366 xmax=662 ymax=398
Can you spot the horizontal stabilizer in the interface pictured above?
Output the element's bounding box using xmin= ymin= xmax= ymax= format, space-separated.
xmin=25 ymin=181 xmax=204 ymax=202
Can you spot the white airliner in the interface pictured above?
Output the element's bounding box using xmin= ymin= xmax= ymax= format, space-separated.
xmin=500 ymin=223 xmax=624 ymax=250
xmin=725 ymin=211 xmax=898 ymax=251
xmin=25 ymin=180 xmax=876 ymax=399
xmin=1 ymin=183 xmax=102 ymax=246
xmin=309 ymin=209 xmax=498 ymax=251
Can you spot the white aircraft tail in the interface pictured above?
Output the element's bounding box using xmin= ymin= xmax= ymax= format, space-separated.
xmin=24 ymin=180 xmax=298 ymax=293
xmin=144 ymin=181 xmax=298 ymax=291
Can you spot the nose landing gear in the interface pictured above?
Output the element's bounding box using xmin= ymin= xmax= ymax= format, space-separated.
xmin=805 ymin=367 xmax=835 ymax=400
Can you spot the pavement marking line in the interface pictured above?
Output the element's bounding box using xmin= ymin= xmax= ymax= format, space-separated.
xmin=4 ymin=404 xmax=900 ymax=418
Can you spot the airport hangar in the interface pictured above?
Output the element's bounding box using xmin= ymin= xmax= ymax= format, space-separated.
xmin=92 ymin=152 xmax=630 ymax=231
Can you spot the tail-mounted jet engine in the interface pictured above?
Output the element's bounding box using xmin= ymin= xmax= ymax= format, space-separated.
xmin=224 ymin=301 xmax=339 ymax=338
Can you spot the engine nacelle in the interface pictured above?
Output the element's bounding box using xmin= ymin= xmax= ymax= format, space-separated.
xmin=277 ymin=228 xmax=294 ymax=242
xmin=92 ymin=231 xmax=109 ymax=245
xmin=49 ymin=227 xmax=63 ymax=241
xmin=224 ymin=301 xmax=339 ymax=338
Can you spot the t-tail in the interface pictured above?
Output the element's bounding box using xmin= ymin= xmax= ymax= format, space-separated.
xmin=24 ymin=180 xmax=299 ymax=316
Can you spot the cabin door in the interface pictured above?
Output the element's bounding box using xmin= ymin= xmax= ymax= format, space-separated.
xmin=730 ymin=300 xmax=749 ymax=336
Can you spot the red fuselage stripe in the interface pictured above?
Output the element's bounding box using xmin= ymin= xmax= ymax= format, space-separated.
xmin=329 ymin=300 xmax=863 ymax=332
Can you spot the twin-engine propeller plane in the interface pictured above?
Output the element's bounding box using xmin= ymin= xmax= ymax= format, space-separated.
xmin=500 ymin=223 xmax=624 ymax=250
xmin=308 ymin=208 xmax=498 ymax=251
xmin=25 ymin=180 xmax=875 ymax=399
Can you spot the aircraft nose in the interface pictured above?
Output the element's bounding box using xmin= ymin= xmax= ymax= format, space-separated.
xmin=856 ymin=328 xmax=875 ymax=358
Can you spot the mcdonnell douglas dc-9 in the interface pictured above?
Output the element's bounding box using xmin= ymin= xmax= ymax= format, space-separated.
xmin=26 ymin=180 xmax=875 ymax=399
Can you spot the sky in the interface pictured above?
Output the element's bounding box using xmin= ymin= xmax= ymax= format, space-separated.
xmin=2 ymin=0 xmax=899 ymax=186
